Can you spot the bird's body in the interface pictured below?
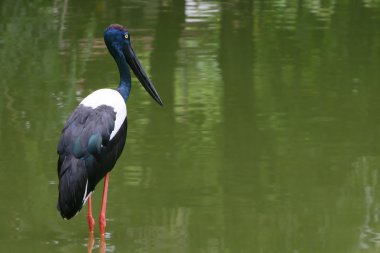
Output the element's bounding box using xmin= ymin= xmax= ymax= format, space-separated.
xmin=56 ymin=24 xmax=162 ymax=234
xmin=57 ymin=89 xmax=127 ymax=219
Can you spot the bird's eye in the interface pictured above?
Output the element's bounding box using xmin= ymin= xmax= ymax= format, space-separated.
xmin=124 ymin=34 xmax=129 ymax=39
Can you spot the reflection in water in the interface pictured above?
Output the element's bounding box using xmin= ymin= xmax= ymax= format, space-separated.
xmin=256 ymin=0 xmax=336 ymax=30
xmin=303 ymin=0 xmax=335 ymax=22
xmin=355 ymin=157 xmax=380 ymax=250
xmin=87 ymin=234 xmax=106 ymax=253
xmin=185 ymin=0 xmax=220 ymax=23
xmin=219 ymin=1 xmax=255 ymax=251
xmin=123 ymin=207 xmax=191 ymax=252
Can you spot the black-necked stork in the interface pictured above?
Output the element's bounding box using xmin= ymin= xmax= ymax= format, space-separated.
xmin=56 ymin=24 xmax=163 ymax=235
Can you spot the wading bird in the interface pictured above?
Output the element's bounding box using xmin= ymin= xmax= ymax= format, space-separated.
xmin=56 ymin=24 xmax=163 ymax=235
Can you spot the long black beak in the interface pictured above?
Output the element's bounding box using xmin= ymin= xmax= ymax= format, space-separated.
xmin=124 ymin=44 xmax=163 ymax=106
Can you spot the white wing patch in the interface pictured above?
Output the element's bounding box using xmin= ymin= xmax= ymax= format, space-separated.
xmin=82 ymin=180 xmax=93 ymax=208
xmin=83 ymin=179 xmax=89 ymax=203
xmin=80 ymin=88 xmax=127 ymax=140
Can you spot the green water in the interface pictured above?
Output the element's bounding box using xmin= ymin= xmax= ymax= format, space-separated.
xmin=1 ymin=0 xmax=380 ymax=252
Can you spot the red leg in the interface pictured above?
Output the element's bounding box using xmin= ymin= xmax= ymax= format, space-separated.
xmin=99 ymin=173 xmax=109 ymax=235
xmin=87 ymin=196 xmax=95 ymax=233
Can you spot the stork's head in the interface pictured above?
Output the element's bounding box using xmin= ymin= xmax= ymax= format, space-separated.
xmin=104 ymin=24 xmax=163 ymax=106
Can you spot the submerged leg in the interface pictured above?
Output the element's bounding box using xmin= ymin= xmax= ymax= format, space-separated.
xmin=87 ymin=196 xmax=95 ymax=233
xmin=99 ymin=234 xmax=107 ymax=253
xmin=87 ymin=232 xmax=95 ymax=253
xmin=99 ymin=173 xmax=109 ymax=235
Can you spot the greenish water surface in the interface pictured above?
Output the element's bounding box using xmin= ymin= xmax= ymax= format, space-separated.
xmin=1 ymin=0 xmax=380 ymax=252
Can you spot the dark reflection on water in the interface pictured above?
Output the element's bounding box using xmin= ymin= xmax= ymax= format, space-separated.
xmin=2 ymin=0 xmax=380 ymax=252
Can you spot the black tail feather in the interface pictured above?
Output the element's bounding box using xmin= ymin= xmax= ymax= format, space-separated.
xmin=57 ymin=156 xmax=89 ymax=219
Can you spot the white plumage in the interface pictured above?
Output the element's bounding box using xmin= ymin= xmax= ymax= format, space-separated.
xmin=80 ymin=88 xmax=127 ymax=140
